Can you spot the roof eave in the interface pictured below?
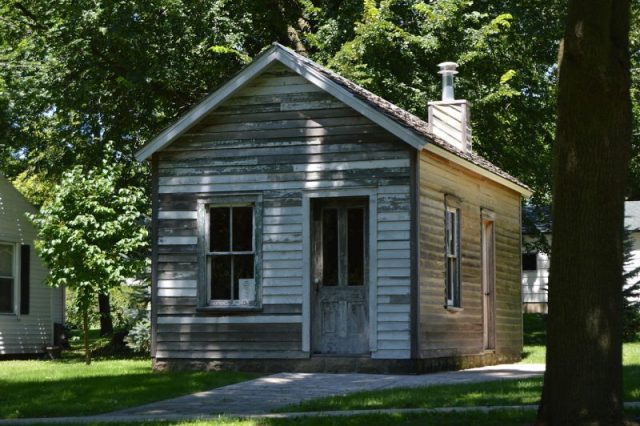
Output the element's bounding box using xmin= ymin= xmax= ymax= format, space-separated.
xmin=272 ymin=49 xmax=426 ymax=151
xmin=135 ymin=47 xmax=281 ymax=162
xmin=135 ymin=44 xmax=426 ymax=162
xmin=424 ymin=144 xmax=533 ymax=197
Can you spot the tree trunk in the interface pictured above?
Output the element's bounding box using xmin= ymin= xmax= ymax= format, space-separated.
xmin=82 ymin=306 xmax=91 ymax=366
xmin=98 ymin=293 xmax=113 ymax=337
xmin=536 ymin=1 xmax=632 ymax=424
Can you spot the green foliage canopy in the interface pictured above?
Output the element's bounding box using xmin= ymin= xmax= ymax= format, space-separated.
xmin=29 ymin=145 xmax=149 ymax=312
xmin=0 ymin=0 xmax=637 ymax=204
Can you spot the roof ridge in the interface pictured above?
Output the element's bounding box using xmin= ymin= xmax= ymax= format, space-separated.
xmin=271 ymin=44 xmax=530 ymax=193
xmin=136 ymin=42 xmax=530 ymax=194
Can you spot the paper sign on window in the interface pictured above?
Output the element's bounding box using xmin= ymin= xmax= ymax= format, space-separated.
xmin=239 ymin=279 xmax=256 ymax=303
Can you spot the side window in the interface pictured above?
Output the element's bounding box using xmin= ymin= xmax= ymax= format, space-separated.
xmin=0 ymin=243 xmax=15 ymax=313
xmin=198 ymin=195 xmax=262 ymax=309
xmin=445 ymin=204 xmax=461 ymax=307
xmin=522 ymin=253 xmax=538 ymax=271
xmin=208 ymin=206 xmax=255 ymax=303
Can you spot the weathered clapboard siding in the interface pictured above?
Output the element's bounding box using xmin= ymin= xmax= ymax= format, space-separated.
xmin=418 ymin=150 xmax=522 ymax=358
xmin=154 ymin=63 xmax=413 ymax=360
xmin=0 ymin=177 xmax=60 ymax=355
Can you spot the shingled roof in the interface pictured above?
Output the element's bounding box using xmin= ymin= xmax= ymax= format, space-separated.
xmin=136 ymin=43 xmax=530 ymax=195
xmin=275 ymin=44 xmax=527 ymax=189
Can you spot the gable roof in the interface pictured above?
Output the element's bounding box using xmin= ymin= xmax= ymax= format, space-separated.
xmin=136 ymin=43 xmax=531 ymax=196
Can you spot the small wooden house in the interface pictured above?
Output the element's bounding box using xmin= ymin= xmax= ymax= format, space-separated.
xmin=0 ymin=176 xmax=63 ymax=356
xmin=136 ymin=43 xmax=531 ymax=372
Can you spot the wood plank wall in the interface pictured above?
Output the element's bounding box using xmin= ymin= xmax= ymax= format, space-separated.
xmin=154 ymin=63 xmax=413 ymax=360
xmin=418 ymin=151 xmax=522 ymax=358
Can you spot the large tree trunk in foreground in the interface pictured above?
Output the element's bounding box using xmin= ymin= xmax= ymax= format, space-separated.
xmin=98 ymin=293 xmax=113 ymax=337
xmin=537 ymin=0 xmax=632 ymax=424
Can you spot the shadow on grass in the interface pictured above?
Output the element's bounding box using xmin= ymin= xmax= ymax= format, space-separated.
xmin=0 ymin=365 xmax=256 ymax=419
xmin=625 ymin=364 xmax=640 ymax=401
xmin=83 ymin=410 xmax=540 ymax=426
xmin=523 ymin=313 xmax=547 ymax=346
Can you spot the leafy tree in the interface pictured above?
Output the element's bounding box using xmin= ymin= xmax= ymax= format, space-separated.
xmin=2 ymin=0 xmax=637 ymax=204
xmin=29 ymin=145 xmax=149 ymax=365
xmin=0 ymin=1 xmax=308 ymax=186
xmin=302 ymin=0 xmax=562 ymax=201
xmin=537 ymin=0 xmax=632 ymax=423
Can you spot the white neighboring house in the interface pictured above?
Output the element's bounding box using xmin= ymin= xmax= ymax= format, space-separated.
xmin=522 ymin=201 xmax=640 ymax=313
xmin=0 ymin=176 xmax=63 ymax=355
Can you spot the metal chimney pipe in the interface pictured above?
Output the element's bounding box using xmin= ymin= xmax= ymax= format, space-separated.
xmin=438 ymin=62 xmax=458 ymax=101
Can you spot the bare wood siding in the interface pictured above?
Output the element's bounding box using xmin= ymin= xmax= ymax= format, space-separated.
xmin=418 ymin=150 xmax=522 ymax=358
xmin=0 ymin=177 xmax=58 ymax=355
xmin=155 ymin=63 xmax=413 ymax=360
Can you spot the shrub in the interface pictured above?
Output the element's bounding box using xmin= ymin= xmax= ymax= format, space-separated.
xmin=125 ymin=316 xmax=151 ymax=354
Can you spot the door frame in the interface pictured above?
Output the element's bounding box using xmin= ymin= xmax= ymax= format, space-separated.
xmin=302 ymin=188 xmax=378 ymax=354
xmin=481 ymin=208 xmax=497 ymax=351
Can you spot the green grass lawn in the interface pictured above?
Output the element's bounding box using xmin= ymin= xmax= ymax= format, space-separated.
xmin=0 ymin=330 xmax=257 ymax=419
xmin=277 ymin=314 xmax=640 ymax=414
xmin=4 ymin=315 xmax=639 ymax=424
xmin=0 ymin=358 xmax=256 ymax=419
xmin=81 ymin=410 xmax=539 ymax=426
xmin=82 ymin=408 xmax=640 ymax=426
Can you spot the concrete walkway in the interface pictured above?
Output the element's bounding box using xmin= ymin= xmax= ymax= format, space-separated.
xmin=107 ymin=363 xmax=545 ymax=417
xmin=0 ymin=363 xmax=545 ymax=425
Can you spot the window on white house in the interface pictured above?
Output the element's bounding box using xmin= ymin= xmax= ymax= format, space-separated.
xmin=0 ymin=243 xmax=16 ymax=313
xmin=522 ymin=253 xmax=538 ymax=271
xmin=445 ymin=206 xmax=461 ymax=307
xmin=208 ymin=205 xmax=255 ymax=303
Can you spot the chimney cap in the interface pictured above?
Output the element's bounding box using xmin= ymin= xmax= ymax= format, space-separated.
xmin=437 ymin=62 xmax=458 ymax=75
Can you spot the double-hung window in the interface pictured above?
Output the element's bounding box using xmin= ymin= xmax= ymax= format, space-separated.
xmin=445 ymin=204 xmax=461 ymax=307
xmin=0 ymin=243 xmax=16 ymax=313
xmin=199 ymin=195 xmax=262 ymax=309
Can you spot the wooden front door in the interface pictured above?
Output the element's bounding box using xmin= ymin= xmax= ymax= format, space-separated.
xmin=311 ymin=197 xmax=369 ymax=355
xmin=482 ymin=217 xmax=496 ymax=350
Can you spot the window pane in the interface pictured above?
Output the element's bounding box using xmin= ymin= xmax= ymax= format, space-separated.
xmin=0 ymin=277 xmax=13 ymax=313
xmin=347 ymin=208 xmax=364 ymax=286
xmin=211 ymin=256 xmax=232 ymax=300
xmin=522 ymin=253 xmax=538 ymax=271
xmin=232 ymin=207 xmax=253 ymax=251
xmin=0 ymin=245 xmax=13 ymax=276
xmin=446 ymin=211 xmax=456 ymax=255
xmin=447 ymin=258 xmax=460 ymax=306
xmin=446 ymin=258 xmax=453 ymax=302
xmin=233 ymin=254 xmax=254 ymax=298
xmin=322 ymin=209 xmax=338 ymax=286
xmin=210 ymin=208 xmax=230 ymax=252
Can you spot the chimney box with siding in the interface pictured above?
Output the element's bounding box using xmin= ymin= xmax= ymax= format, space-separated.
xmin=428 ymin=62 xmax=472 ymax=153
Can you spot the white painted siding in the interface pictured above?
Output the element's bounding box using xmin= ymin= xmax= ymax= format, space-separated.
xmin=522 ymin=232 xmax=640 ymax=308
xmin=0 ymin=177 xmax=59 ymax=355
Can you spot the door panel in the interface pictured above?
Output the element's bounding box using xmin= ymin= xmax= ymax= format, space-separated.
xmin=312 ymin=198 xmax=369 ymax=355
xmin=483 ymin=219 xmax=496 ymax=350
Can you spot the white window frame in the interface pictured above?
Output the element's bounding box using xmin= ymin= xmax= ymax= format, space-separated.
xmin=0 ymin=241 xmax=20 ymax=315
xmin=445 ymin=204 xmax=461 ymax=308
xmin=197 ymin=194 xmax=262 ymax=311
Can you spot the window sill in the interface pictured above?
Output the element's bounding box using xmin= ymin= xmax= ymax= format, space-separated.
xmin=444 ymin=305 xmax=463 ymax=313
xmin=196 ymin=305 xmax=262 ymax=314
